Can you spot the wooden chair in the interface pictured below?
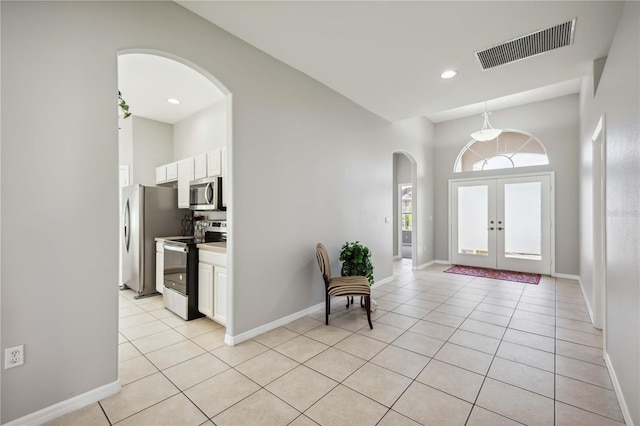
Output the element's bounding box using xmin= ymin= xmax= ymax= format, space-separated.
xmin=315 ymin=243 xmax=373 ymax=329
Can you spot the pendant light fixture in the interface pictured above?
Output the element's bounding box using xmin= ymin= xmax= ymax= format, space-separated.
xmin=471 ymin=103 xmax=502 ymax=141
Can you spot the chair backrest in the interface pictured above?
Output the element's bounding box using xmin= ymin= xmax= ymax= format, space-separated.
xmin=316 ymin=243 xmax=331 ymax=286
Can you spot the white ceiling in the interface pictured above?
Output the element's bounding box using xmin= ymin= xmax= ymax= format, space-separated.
xmin=118 ymin=53 xmax=225 ymax=124
xmin=174 ymin=0 xmax=624 ymax=123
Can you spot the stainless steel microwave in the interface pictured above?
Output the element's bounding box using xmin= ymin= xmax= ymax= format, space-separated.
xmin=189 ymin=177 xmax=223 ymax=211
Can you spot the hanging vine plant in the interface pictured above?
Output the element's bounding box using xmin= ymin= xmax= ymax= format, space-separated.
xmin=118 ymin=90 xmax=131 ymax=118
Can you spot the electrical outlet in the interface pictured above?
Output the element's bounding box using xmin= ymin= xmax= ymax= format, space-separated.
xmin=5 ymin=345 xmax=24 ymax=369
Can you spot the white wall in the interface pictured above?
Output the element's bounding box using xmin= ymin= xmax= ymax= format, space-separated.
xmin=131 ymin=116 xmax=173 ymax=186
xmin=433 ymin=95 xmax=580 ymax=275
xmin=173 ymin=99 xmax=227 ymax=160
xmin=579 ymin=2 xmax=639 ymax=423
xmin=0 ymin=2 xmax=431 ymax=422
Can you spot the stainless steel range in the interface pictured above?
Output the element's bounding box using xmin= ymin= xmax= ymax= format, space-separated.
xmin=162 ymin=221 xmax=227 ymax=320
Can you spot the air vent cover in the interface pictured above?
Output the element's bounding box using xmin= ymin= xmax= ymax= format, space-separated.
xmin=476 ymin=18 xmax=576 ymax=70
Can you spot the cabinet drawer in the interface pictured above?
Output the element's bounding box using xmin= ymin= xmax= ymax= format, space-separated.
xmin=199 ymin=250 xmax=227 ymax=267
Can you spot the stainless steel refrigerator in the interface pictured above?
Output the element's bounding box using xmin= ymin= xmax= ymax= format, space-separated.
xmin=121 ymin=185 xmax=184 ymax=298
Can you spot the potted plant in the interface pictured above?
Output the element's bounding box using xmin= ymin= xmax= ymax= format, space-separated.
xmin=339 ymin=241 xmax=374 ymax=286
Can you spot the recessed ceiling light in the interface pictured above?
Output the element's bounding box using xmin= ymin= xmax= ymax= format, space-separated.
xmin=167 ymin=98 xmax=181 ymax=105
xmin=440 ymin=70 xmax=458 ymax=79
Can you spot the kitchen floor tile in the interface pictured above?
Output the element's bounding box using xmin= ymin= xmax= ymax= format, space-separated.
xmin=376 ymin=312 xmax=419 ymax=329
xmin=416 ymin=359 xmax=484 ymax=403
xmin=212 ymin=389 xmax=299 ymax=426
xmin=433 ymin=343 xmax=493 ymax=375
xmin=184 ymin=369 xmax=260 ymax=418
xmin=235 ymin=349 xmax=299 ymax=386
xmin=283 ymin=316 xmax=323 ymax=334
xmin=512 ymin=309 xmax=556 ymax=326
xmin=44 ymin=403 xmax=109 ymax=426
xmin=422 ymin=310 xmax=465 ymax=328
xmin=409 ymin=319 xmax=456 ymax=340
xmin=266 ymin=365 xmax=337 ymax=411
xmin=115 ymin=393 xmax=207 ymax=426
xmin=556 ymin=327 xmax=603 ymax=348
xmin=212 ymin=339 xmax=268 ymax=366
xmin=466 ymin=406 xmax=522 ymax=426
xmin=391 ymin=303 xmax=431 ymax=318
xmin=356 ymin=322 xmax=405 ymax=343
xmin=460 ymin=318 xmax=506 ymax=339
xmin=118 ymin=342 xmax=142 ymax=363
xmin=118 ymin=312 xmax=157 ymax=329
xmin=145 ymin=340 xmax=206 ymax=370
xmin=467 ymin=310 xmax=511 ymax=327
xmin=496 ymin=341 xmax=555 ymax=372
xmin=391 ymin=331 xmax=445 ymax=357
xmin=392 ymin=381 xmax=472 ymax=425
xmin=162 ymin=352 xmax=229 ymax=390
xmin=502 ymin=328 xmax=555 ymax=353
xmin=303 ymin=324 xmax=352 ymax=345
xmin=327 ymin=312 xmax=372 ymax=331
xmin=487 ymin=357 xmax=555 ymax=398
xmin=174 ymin=317 xmax=222 ymax=338
xmin=556 ymin=354 xmax=613 ymax=389
xmin=376 ymin=409 xmax=422 ymax=426
xmin=555 ymin=375 xmax=624 ymax=422
xmin=343 ymin=363 xmax=412 ymax=407
xmin=556 ymin=316 xmax=603 ymax=335
xmin=555 ymin=401 xmax=626 ymax=426
xmin=508 ymin=318 xmax=555 ymax=338
xmin=305 ymin=385 xmax=387 ymax=426
xmin=448 ymin=329 xmax=500 ymax=355
xmin=476 ymin=378 xmax=554 ymax=426
xmin=556 ymin=339 xmax=606 ymax=366
xmin=190 ymin=327 xmax=227 ymax=351
xmin=474 ymin=302 xmax=515 ymax=317
xmin=273 ymin=335 xmax=328 ymax=363
xmin=434 ymin=303 xmax=474 ymax=317
xmin=118 ymin=355 xmax=159 ymax=386
xmin=370 ymin=344 xmax=430 ymax=379
xmin=120 ymin=318 xmax=172 ymax=341
xmin=304 ymin=347 xmax=365 ymax=381
xmin=404 ymin=297 xmax=441 ymax=310
xmin=130 ymin=329 xmax=187 ymax=354
xmin=333 ymin=333 xmax=387 ymax=360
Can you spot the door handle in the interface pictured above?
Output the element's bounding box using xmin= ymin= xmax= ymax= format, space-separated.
xmin=487 ymin=227 xmax=495 ymax=230
xmin=498 ymin=227 xmax=504 ymax=231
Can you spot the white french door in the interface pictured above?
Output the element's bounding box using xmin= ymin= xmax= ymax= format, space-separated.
xmin=450 ymin=174 xmax=552 ymax=275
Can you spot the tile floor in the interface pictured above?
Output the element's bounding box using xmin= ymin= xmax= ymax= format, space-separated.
xmin=47 ymin=260 xmax=626 ymax=425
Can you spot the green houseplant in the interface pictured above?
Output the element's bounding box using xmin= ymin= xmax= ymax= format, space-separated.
xmin=339 ymin=241 xmax=374 ymax=286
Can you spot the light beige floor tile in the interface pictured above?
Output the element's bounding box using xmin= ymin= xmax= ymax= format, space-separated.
xmin=460 ymin=318 xmax=506 ymax=339
xmin=555 ymin=375 xmax=624 ymax=422
xmin=476 ymin=378 xmax=554 ymax=426
xmin=502 ymin=329 xmax=555 ymax=353
xmin=190 ymin=327 xmax=227 ymax=351
xmin=466 ymin=406 xmax=522 ymax=426
xmin=304 ymin=347 xmax=365 ymax=381
xmin=475 ymin=302 xmax=515 ymax=317
xmin=556 ymin=340 xmax=605 ymax=366
xmin=508 ymin=318 xmax=555 ymax=338
xmin=423 ymin=311 xmax=465 ymax=327
xmin=139 ymin=298 xmax=165 ymax=312
xmin=380 ymin=292 xmax=413 ymax=303
xmin=305 ymin=384 xmax=387 ymax=426
xmin=392 ymin=303 xmax=430 ymax=318
xmin=556 ymin=327 xmax=603 ymax=348
xmin=556 ymin=354 xmax=613 ymax=389
xmin=162 ymin=352 xmax=229 ymax=390
xmin=370 ymin=344 xmax=430 ymax=378
xmin=119 ymin=312 xmax=157 ymax=329
xmin=283 ymin=316 xmax=323 ymax=334
xmin=555 ymin=401 xmax=625 ymax=426
xmin=416 ymin=359 xmax=484 ymax=403
xmin=409 ymin=319 xmax=456 ymax=340
xmin=148 ymin=307 xmax=176 ymax=320
xmin=184 ymin=369 xmax=260 ymax=418
xmin=556 ymin=307 xmax=592 ymax=322
xmin=303 ymin=324 xmax=352 ymax=345
xmin=515 ymin=302 xmax=555 ymax=316
xmin=519 ymin=295 xmax=556 ymax=307
xmin=452 ymin=291 xmax=486 ymax=301
xmin=373 ymin=298 xmax=402 ymax=311
xmin=357 ymin=322 xmax=405 ymax=343
xmin=483 ymin=297 xmax=518 ymax=308
xmin=44 ymin=402 xmax=109 ymax=426
xmin=266 ymin=365 xmax=337 ymax=411
xmin=496 ymin=341 xmax=554 ymax=372
xmin=130 ymin=329 xmax=187 ymax=354
xmin=161 ymin=315 xmax=190 ymax=328
xmin=404 ymin=297 xmax=441 ymax=310
xmin=333 ymin=333 xmax=387 ymax=360
xmin=119 ymin=305 xmax=146 ymax=319
xmin=252 ymin=326 xmax=299 ymax=348
xmin=434 ymin=343 xmax=493 ymax=375
xmin=556 ymin=316 xmax=603 ymax=335
xmin=115 ymin=393 xmax=207 ymax=426
xmin=417 ymin=292 xmax=450 ymax=303
xmin=444 ymin=296 xmax=480 ymax=308
xmin=100 ymin=373 xmax=179 ymax=424
xmin=235 ymin=349 xmax=299 ymax=386
xmin=273 ymin=335 xmax=328 ymax=363
xmin=376 ymin=409 xmax=421 ymax=426
xmin=557 ymin=300 xmax=589 ymax=312
xmin=392 ymin=381 xmax=472 ymax=425
xmin=120 ymin=320 xmax=172 ymax=341
xmin=434 ymin=303 xmax=474 ymax=317
xmin=174 ymin=318 xmax=222 ymax=338
xmin=118 ymin=333 xmax=128 ymax=344
xmin=392 ymin=331 xmax=445 ymax=357
xmin=449 ymin=329 xmax=500 ymax=355
xmin=376 ymin=312 xmax=419 ymax=329
xmin=512 ymin=309 xmax=556 ymax=325
xmin=212 ymin=389 xmax=299 ymax=426
xmin=468 ymin=310 xmax=511 ymax=327
xmin=289 ymin=414 xmax=321 ymax=426
xmin=343 ymin=363 xmax=412 ymax=407
xmin=146 ymin=340 xmax=206 ymax=370
xmin=118 ymin=355 xmax=159 ymax=386
xmin=487 ymin=357 xmax=554 ymax=397
xmin=118 ymin=342 xmax=142 ymax=363
xmin=212 ymin=339 xmax=268 ymax=366
xmin=329 ymin=312 xmax=372 ymax=331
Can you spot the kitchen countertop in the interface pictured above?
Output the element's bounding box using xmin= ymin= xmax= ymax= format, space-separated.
xmin=154 ymin=236 xmax=187 ymax=243
xmin=197 ymin=242 xmax=227 ymax=254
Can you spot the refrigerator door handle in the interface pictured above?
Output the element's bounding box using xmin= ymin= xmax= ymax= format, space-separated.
xmin=123 ymin=199 xmax=131 ymax=252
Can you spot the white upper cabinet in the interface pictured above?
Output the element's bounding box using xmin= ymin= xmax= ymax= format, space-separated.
xmin=194 ymin=154 xmax=208 ymax=180
xmin=155 ymin=165 xmax=167 ymax=184
xmin=177 ymin=158 xmax=194 ymax=208
xmin=207 ymin=149 xmax=222 ymax=177
xmin=166 ymin=162 xmax=178 ymax=181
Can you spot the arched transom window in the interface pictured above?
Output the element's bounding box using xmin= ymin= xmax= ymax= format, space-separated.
xmin=454 ymin=130 xmax=549 ymax=173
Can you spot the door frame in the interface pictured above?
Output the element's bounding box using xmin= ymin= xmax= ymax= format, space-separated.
xmin=448 ymin=171 xmax=555 ymax=274
xmin=592 ymin=115 xmax=606 ymax=331
xmin=398 ymin=182 xmax=413 ymax=260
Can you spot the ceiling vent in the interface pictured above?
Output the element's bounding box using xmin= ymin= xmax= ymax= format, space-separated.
xmin=475 ymin=18 xmax=576 ymax=70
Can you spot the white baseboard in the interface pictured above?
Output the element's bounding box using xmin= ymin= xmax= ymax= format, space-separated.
xmin=5 ymin=380 xmax=120 ymax=425
xmin=416 ymin=259 xmax=449 ymax=270
xmin=373 ymin=276 xmax=393 ymax=286
xmin=577 ymin=277 xmax=595 ymax=324
xmin=552 ymin=272 xmax=580 ymax=281
xmin=604 ymin=350 xmax=635 ymax=426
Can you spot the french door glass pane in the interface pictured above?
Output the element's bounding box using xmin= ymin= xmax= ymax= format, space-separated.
xmin=504 ymin=182 xmax=542 ymax=260
xmin=458 ymin=185 xmax=488 ymax=255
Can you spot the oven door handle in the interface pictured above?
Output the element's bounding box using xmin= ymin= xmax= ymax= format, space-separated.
xmin=164 ymin=245 xmax=188 ymax=253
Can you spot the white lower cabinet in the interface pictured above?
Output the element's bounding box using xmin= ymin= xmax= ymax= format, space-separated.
xmin=198 ymin=250 xmax=227 ymax=326
xmin=155 ymin=242 xmax=164 ymax=294
xmin=198 ymin=262 xmax=214 ymax=318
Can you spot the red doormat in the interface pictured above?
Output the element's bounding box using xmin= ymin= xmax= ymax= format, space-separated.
xmin=444 ymin=265 xmax=541 ymax=285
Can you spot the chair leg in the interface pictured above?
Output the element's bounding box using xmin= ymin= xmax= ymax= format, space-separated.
xmin=345 ymin=297 xmax=350 ymax=309
xmin=326 ymin=291 xmax=330 ymax=325
xmin=365 ymin=295 xmax=373 ymax=329
xmin=360 ymin=296 xmax=364 ymax=308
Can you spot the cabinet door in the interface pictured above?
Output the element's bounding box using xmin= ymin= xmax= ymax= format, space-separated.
xmin=177 ymin=158 xmax=194 ymax=209
xmin=155 ymin=166 xmax=167 ymax=184
xmin=207 ymin=149 xmax=222 ymax=177
xmin=155 ymin=251 xmax=164 ymax=294
xmin=166 ymin=162 xmax=178 ymax=181
xmin=198 ymin=262 xmax=214 ymax=318
xmin=194 ymin=154 xmax=207 ymax=180
xmin=213 ymin=266 xmax=227 ymax=325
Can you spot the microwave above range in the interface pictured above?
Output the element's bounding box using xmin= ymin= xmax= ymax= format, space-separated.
xmin=189 ymin=176 xmax=225 ymax=211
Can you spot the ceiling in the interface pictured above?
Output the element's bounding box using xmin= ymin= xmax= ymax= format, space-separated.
xmin=120 ymin=2 xmax=624 ymax=125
